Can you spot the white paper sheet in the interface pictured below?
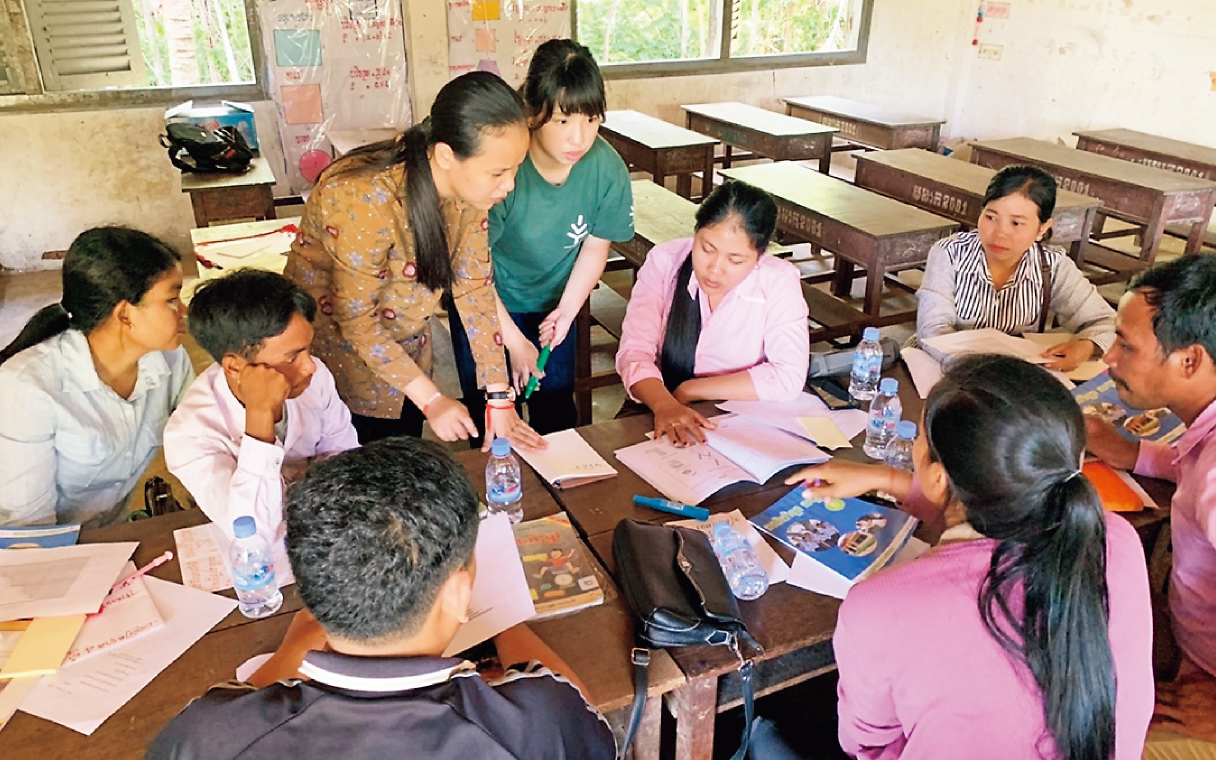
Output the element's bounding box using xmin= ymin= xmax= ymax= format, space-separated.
xmin=719 ymin=395 xmax=868 ymax=443
xmin=442 ymin=513 xmax=535 ymax=658
xmin=19 ymin=577 xmax=237 ymax=735
xmin=173 ymin=523 xmax=295 ymax=593
xmin=0 ymin=542 xmax=136 ymax=621
xmin=901 ymin=346 xmax=943 ymax=399
xmin=517 ymin=428 xmax=618 ymax=487
xmin=615 ymin=438 xmax=755 ymax=506
xmin=787 ymin=537 xmax=930 ymax=600
xmin=670 ymin=510 xmax=791 ymax=584
xmin=703 ymin=416 xmax=829 ymax=483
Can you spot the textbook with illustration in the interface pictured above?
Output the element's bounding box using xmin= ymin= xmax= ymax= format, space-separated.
xmin=516 ymin=429 xmax=618 ymax=489
xmin=1072 ymin=372 xmax=1185 ymax=445
xmin=751 ymin=487 xmax=917 ymax=590
xmin=614 ymin=415 xmax=829 ymax=505
xmin=1082 ymin=461 xmax=1157 ymax=512
xmin=512 ymin=513 xmax=604 ymax=619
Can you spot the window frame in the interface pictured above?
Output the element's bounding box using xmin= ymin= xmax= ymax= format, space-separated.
xmin=0 ymin=0 xmax=266 ymax=113
xmin=573 ymin=0 xmax=874 ymax=79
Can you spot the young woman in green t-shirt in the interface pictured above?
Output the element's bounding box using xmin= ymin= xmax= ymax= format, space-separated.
xmin=450 ymin=39 xmax=635 ymax=439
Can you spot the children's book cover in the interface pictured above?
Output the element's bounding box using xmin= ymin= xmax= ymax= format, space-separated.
xmin=1072 ymin=372 xmax=1185 ymax=445
xmin=512 ymin=513 xmax=604 ymax=618
xmin=750 ymin=487 xmax=916 ymax=582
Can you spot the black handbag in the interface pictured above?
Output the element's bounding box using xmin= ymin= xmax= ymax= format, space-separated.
xmin=612 ymin=518 xmax=763 ymax=760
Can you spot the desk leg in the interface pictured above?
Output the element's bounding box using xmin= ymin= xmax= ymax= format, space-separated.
xmin=670 ymin=676 xmax=717 ymax=760
xmin=628 ymin=695 xmax=663 ymax=760
xmin=702 ymin=148 xmax=715 ymax=201
xmin=1139 ymin=198 xmax=1169 ymax=264
xmin=862 ymin=267 xmax=885 ymax=318
xmin=1184 ymin=201 xmax=1215 ymax=256
xmin=818 ymin=139 xmax=833 ymax=175
xmin=831 ymin=258 xmax=856 ymax=300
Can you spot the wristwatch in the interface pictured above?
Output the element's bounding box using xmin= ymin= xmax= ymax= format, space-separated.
xmin=485 ymin=387 xmax=516 ymax=403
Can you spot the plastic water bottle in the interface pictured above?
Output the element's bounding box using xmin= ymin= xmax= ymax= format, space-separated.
xmin=230 ymin=516 xmax=283 ymax=619
xmin=485 ymin=437 xmax=523 ymax=523
xmin=849 ymin=327 xmax=883 ymax=403
xmin=710 ymin=522 xmax=769 ymax=601
xmin=863 ymin=377 xmax=903 ymax=459
xmin=884 ymin=420 xmax=917 ymax=472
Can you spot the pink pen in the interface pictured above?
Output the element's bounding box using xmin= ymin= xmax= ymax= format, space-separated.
xmin=109 ymin=551 xmax=174 ymax=594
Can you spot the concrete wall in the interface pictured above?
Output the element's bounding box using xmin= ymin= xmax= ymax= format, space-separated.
xmin=1 ymin=0 xmax=1213 ymax=269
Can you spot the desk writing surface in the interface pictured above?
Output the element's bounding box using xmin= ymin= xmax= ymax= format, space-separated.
xmin=720 ymin=161 xmax=955 ymax=237
xmin=601 ymin=110 xmax=718 ymax=149
xmin=631 ymin=179 xmax=699 ymax=246
xmin=180 ymin=156 xmax=277 ymax=191
xmin=855 ymin=149 xmax=1100 ymax=219
xmin=681 ymin=102 xmax=836 ymax=137
xmin=1074 ymin=129 xmax=1216 ymax=169
xmin=970 ymin=138 xmax=1216 ymax=193
xmin=782 ymin=95 xmax=943 ymax=127
xmin=0 ymin=610 xmax=294 ymax=760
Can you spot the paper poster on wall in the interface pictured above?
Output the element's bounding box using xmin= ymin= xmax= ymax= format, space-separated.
xmin=448 ymin=0 xmax=570 ymax=87
xmin=260 ymin=0 xmax=413 ymax=194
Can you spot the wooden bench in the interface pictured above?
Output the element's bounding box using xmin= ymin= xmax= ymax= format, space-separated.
xmin=721 ymin=162 xmax=957 ymax=342
xmin=783 ymin=95 xmax=945 ymax=152
xmin=681 ymin=102 xmax=836 ymax=174
xmin=969 ymin=138 xmax=1216 ymax=263
xmin=1074 ymin=129 xmax=1216 ymax=250
xmin=600 ymin=110 xmax=719 ymax=201
xmin=181 ymin=157 xmax=278 ymax=228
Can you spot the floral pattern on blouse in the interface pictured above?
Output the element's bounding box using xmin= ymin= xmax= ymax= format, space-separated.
xmin=286 ymin=164 xmax=507 ymax=419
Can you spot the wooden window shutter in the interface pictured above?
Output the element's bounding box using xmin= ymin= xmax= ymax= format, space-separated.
xmin=26 ymin=0 xmax=146 ymax=91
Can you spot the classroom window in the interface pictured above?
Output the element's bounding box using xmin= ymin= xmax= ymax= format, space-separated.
xmin=575 ymin=0 xmax=871 ymax=76
xmin=0 ymin=0 xmax=258 ymax=102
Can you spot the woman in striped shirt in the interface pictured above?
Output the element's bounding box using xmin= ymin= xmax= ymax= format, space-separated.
xmin=916 ymin=165 xmax=1115 ymax=372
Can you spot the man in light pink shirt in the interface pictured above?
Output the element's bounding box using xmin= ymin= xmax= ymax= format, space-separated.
xmin=165 ymin=270 xmax=358 ymax=554
xmin=1086 ymin=255 xmax=1216 ymax=745
xmin=614 ymin=182 xmax=808 ymax=446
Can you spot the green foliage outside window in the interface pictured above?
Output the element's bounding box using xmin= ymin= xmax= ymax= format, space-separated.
xmin=133 ymin=0 xmax=255 ymax=87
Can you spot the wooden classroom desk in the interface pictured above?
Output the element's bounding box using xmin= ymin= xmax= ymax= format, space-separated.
xmin=782 ymin=95 xmax=945 ymax=152
xmin=180 ymin=157 xmax=278 ymax=228
xmin=720 ymin=162 xmax=957 ymax=342
xmin=6 ymin=449 xmax=682 ymax=760
xmin=853 ymin=149 xmax=1102 ymax=260
xmin=969 ymin=138 xmax=1216 ymax=263
xmin=1074 ymin=128 xmax=1216 ymax=250
xmin=601 ymin=110 xmax=719 ymax=200
xmin=555 ymin=362 xmax=1173 ymax=760
xmin=681 ymin=102 xmax=837 ymax=174
xmin=1074 ymin=129 xmax=1216 ymax=182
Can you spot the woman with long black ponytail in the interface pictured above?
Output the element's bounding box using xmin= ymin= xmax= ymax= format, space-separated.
xmin=787 ymin=354 xmax=1154 ymax=759
xmin=0 ymin=227 xmax=194 ymax=528
xmin=613 ymin=181 xmax=809 ymax=446
xmin=286 ymin=71 xmax=543 ymax=452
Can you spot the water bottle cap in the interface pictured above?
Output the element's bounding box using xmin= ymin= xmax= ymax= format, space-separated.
xmin=862 ymin=327 xmax=880 ymax=341
xmin=233 ymin=515 xmax=256 ymax=538
xmin=490 ymin=437 xmax=511 ymax=456
xmin=879 ymin=377 xmax=898 ymax=394
xmin=897 ymin=420 xmax=918 ymax=439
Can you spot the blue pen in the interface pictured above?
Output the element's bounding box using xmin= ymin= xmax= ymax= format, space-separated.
xmin=633 ymin=495 xmax=710 ymax=521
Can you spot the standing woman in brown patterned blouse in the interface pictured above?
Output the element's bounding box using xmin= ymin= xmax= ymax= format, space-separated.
xmin=287 ymin=72 xmax=545 ymax=452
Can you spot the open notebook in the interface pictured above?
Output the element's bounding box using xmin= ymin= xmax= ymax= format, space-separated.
xmin=614 ymin=415 xmax=829 ymax=505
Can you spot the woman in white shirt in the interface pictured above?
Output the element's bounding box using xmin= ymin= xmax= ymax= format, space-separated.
xmin=0 ymin=227 xmax=195 ymax=528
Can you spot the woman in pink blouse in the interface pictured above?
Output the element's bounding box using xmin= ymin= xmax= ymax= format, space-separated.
xmin=787 ymin=355 xmax=1154 ymax=760
xmin=614 ymin=181 xmax=809 ymax=446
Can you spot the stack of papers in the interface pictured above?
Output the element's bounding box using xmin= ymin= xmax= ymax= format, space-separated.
xmin=0 ymin=541 xmax=237 ymax=735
